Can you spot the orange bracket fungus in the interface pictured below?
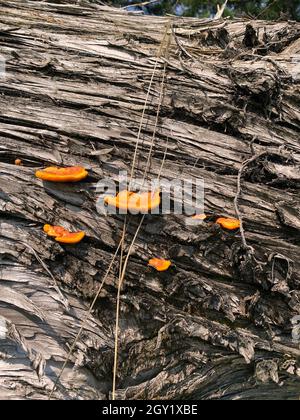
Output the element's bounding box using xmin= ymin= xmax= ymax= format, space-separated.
xmin=192 ymin=214 xmax=207 ymax=220
xmin=36 ymin=166 xmax=88 ymax=182
xmin=187 ymin=213 xmax=207 ymax=226
xmin=148 ymin=258 xmax=172 ymax=272
xmin=55 ymin=231 xmax=85 ymax=244
xmin=104 ymin=190 xmax=160 ymax=213
xmin=43 ymin=224 xmax=85 ymax=244
xmin=216 ymin=217 xmax=241 ymax=230
xmin=15 ymin=159 xmax=22 ymax=166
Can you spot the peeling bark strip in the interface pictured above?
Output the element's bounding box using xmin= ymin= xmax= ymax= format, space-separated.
xmin=0 ymin=0 xmax=300 ymax=400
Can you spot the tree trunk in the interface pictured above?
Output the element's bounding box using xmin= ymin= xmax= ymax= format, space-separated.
xmin=0 ymin=0 xmax=300 ymax=400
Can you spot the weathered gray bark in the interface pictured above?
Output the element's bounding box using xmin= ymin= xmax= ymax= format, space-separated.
xmin=0 ymin=0 xmax=300 ymax=400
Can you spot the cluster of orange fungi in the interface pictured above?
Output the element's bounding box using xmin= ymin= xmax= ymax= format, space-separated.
xmin=35 ymin=166 xmax=88 ymax=245
xmin=33 ymin=165 xmax=240 ymax=268
xmin=147 ymin=215 xmax=241 ymax=272
xmin=44 ymin=224 xmax=85 ymax=244
xmin=104 ymin=190 xmax=161 ymax=213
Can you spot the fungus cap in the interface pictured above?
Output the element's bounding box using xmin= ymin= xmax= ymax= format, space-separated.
xmin=104 ymin=190 xmax=160 ymax=213
xmin=192 ymin=214 xmax=207 ymax=220
xmin=148 ymin=258 xmax=171 ymax=272
xmin=216 ymin=217 xmax=241 ymax=230
xmin=36 ymin=166 xmax=88 ymax=182
xmin=55 ymin=231 xmax=85 ymax=244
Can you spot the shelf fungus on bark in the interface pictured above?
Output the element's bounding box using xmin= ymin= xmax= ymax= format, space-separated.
xmin=187 ymin=214 xmax=208 ymax=226
xmin=192 ymin=214 xmax=207 ymax=220
xmin=55 ymin=231 xmax=86 ymax=244
xmin=43 ymin=224 xmax=85 ymax=244
xmin=216 ymin=217 xmax=241 ymax=230
xmin=104 ymin=190 xmax=161 ymax=213
xmin=35 ymin=166 xmax=88 ymax=182
xmin=148 ymin=258 xmax=172 ymax=272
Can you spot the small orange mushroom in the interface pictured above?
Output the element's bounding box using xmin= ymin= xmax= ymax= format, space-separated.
xmin=216 ymin=217 xmax=241 ymax=230
xmin=192 ymin=214 xmax=207 ymax=220
xmin=43 ymin=224 xmax=85 ymax=244
xmin=148 ymin=258 xmax=172 ymax=272
xmin=15 ymin=159 xmax=22 ymax=166
xmin=35 ymin=166 xmax=88 ymax=182
xmin=104 ymin=190 xmax=160 ymax=213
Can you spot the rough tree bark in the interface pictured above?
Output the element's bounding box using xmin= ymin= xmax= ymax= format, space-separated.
xmin=0 ymin=0 xmax=300 ymax=400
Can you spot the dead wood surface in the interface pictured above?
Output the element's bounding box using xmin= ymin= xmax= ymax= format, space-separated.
xmin=0 ymin=0 xmax=300 ymax=400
